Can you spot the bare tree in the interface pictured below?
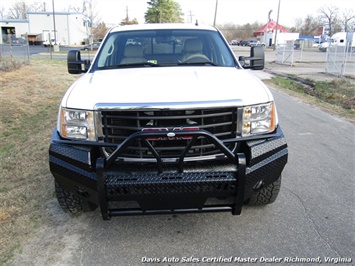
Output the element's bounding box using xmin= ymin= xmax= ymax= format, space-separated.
xmin=82 ymin=0 xmax=102 ymax=44
xmin=61 ymin=0 xmax=102 ymax=42
xmin=350 ymin=20 xmax=355 ymax=32
xmin=237 ymin=22 xmax=263 ymax=40
xmin=6 ymin=1 xmax=47 ymax=19
xmin=30 ymin=2 xmax=46 ymax=12
xmin=61 ymin=5 xmax=82 ymax=13
xmin=218 ymin=23 xmax=238 ymax=41
xmin=300 ymin=15 xmax=320 ymax=36
xmin=318 ymin=6 xmax=339 ymax=36
xmin=83 ymin=0 xmax=100 ymax=22
xmin=293 ymin=18 xmax=304 ymax=32
xmin=92 ymin=22 xmax=109 ymax=40
xmin=0 ymin=6 xmax=6 ymax=19
xmin=341 ymin=9 xmax=355 ymax=32
xmin=7 ymin=1 xmax=29 ymax=19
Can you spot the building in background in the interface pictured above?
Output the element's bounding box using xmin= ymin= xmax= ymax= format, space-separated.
xmin=253 ymin=20 xmax=298 ymax=47
xmin=0 ymin=12 xmax=87 ymax=45
xmin=0 ymin=19 xmax=28 ymax=44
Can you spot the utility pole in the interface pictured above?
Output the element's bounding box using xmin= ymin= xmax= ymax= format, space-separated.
xmin=188 ymin=11 xmax=194 ymax=24
xmin=213 ymin=0 xmax=218 ymax=27
xmin=52 ymin=0 xmax=57 ymax=45
xmin=273 ymin=0 xmax=281 ymax=50
xmin=125 ymin=6 xmax=129 ymax=24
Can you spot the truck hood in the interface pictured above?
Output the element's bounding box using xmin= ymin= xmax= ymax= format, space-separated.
xmin=63 ymin=67 xmax=273 ymax=110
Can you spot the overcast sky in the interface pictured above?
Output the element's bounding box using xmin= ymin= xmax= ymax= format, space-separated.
xmin=1 ymin=0 xmax=353 ymax=27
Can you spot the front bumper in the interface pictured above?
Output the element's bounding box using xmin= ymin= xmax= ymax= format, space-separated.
xmin=49 ymin=127 xmax=288 ymax=220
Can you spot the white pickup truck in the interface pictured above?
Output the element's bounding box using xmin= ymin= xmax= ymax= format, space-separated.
xmin=319 ymin=32 xmax=355 ymax=52
xmin=49 ymin=23 xmax=288 ymax=220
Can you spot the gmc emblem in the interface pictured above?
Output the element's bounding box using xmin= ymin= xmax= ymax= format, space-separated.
xmin=142 ymin=127 xmax=199 ymax=141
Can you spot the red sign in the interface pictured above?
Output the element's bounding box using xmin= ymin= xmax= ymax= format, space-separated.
xmin=317 ymin=26 xmax=324 ymax=36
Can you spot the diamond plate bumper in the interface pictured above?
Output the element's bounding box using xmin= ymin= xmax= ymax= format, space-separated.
xmin=49 ymin=127 xmax=288 ymax=219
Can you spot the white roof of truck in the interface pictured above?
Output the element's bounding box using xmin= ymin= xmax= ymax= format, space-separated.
xmin=109 ymin=23 xmax=218 ymax=33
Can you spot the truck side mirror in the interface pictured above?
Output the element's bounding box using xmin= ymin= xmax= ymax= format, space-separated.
xmin=238 ymin=56 xmax=246 ymax=67
xmin=238 ymin=46 xmax=265 ymax=70
xmin=67 ymin=50 xmax=90 ymax=74
xmin=250 ymin=46 xmax=264 ymax=70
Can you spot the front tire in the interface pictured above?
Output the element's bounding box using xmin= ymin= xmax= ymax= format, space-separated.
xmin=55 ymin=180 xmax=97 ymax=213
xmin=246 ymin=175 xmax=282 ymax=206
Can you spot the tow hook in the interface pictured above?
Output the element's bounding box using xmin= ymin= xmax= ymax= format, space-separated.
xmin=253 ymin=180 xmax=264 ymax=191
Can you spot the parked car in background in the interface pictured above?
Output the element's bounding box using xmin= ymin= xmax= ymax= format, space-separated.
xmin=247 ymin=39 xmax=258 ymax=47
xmin=81 ymin=42 xmax=101 ymax=51
xmin=11 ymin=37 xmax=27 ymax=45
xmin=237 ymin=39 xmax=265 ymax=47
xmin=248 ymin=40 xmax=265 ymax=47
xmin=319 ymin=40 xmax=329 ymax=52
xmin=238 ymin=40 xmax=249 ymax=46
xmin=293 ymin=39 xmax=302 ymax=49
xmin=43 ymin=39 xmax=59 ymax=47
xmin=312 ymin=41 xmax=321 ymax=48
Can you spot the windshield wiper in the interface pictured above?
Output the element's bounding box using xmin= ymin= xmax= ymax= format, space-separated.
xmin=98 ymin=62 xmax=161 ymax=69
xmin=177 ymin=61 xmax=218 ymax=66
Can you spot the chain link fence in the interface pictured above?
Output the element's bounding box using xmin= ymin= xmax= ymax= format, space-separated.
xmin=274 ymin=38 xmax=354 ymax=78
xmin=0 ymin=34 xmax=30 ymax=70
xmin=275 ymin=41 xmax=295 ymax=65
xmin=276 ymin=40 xmax=317 ymax=64
xmin=325 ymin=41 xmax=354 ymax=77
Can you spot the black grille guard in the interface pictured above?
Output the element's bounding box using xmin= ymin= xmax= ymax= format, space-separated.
xmin=96 ymin=129 xmax=247 ymax=219
xmin=53 ymin=128 xmax=281 ymax=157
xmin=105 ymin=129 xmax=238 ymax=172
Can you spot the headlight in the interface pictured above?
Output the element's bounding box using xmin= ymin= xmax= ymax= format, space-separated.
xmin=242 ymin=102 xmax=275 ymax=136
xmin=59 ymin=108 xmax=96 ymax=140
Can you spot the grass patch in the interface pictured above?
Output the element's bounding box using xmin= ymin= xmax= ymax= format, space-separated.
xmin=314 ymin=80 xmax=354 ymax=110
xmin=0 ymin=58 xmax=79 ymax=264
xmin=0 ymin=59 xmax=29 ymax=72
xmin=265 ymin=76 xmax=355 ymax=121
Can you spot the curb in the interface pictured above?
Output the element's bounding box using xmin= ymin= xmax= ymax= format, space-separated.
xmin=263 ymin=69 xmax=315 ymax=87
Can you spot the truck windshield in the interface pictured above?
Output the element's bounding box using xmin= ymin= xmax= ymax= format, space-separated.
xmin=94 ymin=29 xmax=236 ymax=69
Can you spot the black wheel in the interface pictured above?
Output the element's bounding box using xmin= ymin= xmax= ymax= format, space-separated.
xmin=246 ymin=175 xmax=282 ymax=206
xmin=55 ymin=180 xmax=97 ymax=213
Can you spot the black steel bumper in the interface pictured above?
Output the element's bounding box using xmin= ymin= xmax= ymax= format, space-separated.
xmin=49 ymin=127 xmax=288 ymax=220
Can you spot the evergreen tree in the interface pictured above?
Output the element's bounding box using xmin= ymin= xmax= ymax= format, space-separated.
xmin=145 ymin=0 xmax=184 ymax=23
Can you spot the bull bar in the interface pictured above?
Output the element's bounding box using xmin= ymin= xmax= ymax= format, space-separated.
xmin=94 ymin=130 xmax=246 ymax=220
